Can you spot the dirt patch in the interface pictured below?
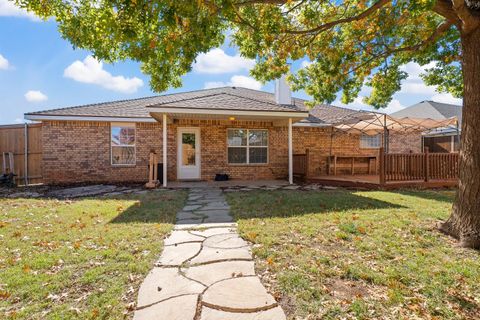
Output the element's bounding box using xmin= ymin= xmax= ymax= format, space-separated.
xmin=325 ymin=278 xmax=371 ymax=301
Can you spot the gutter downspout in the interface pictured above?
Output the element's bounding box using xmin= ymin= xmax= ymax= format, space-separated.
xmin=383 ymin=114 xmax=389 ymax=153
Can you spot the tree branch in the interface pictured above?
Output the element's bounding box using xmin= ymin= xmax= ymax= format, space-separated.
xmin=433 ymin=0 xmax=462 ymax=26
xmin=283 ymin=0 xmax=390 ymax=34
xmin=387 ymin=21 xmax=454 ymax=53
xmin=343 ymin=21 xmax=455 ymax=76
xmin=451 ymin=0 xmax=480 ymax=33
xmin=235 ymin=0 xmax=287 ymax=5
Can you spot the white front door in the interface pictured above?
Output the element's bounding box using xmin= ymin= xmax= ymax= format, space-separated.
xmin=177 ymin=128 xmax=201 ymax=180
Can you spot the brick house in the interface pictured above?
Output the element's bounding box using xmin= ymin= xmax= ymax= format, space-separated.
xmin=24 ymin=83 xmax=422 ymax=186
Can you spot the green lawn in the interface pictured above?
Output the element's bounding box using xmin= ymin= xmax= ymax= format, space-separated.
xmin=0 ymin=189 xmax=186 ymax=319
xmin=227 ymin=189 xmax=480 ymax=320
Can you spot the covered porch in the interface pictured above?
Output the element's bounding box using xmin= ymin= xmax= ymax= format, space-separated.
xmin=145 ymin=101 xmax=309 ymax=187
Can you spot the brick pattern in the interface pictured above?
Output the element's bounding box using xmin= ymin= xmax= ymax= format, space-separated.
xmin=42 ymin=120 xmax=416 ymax=184
xmin=42 ymin=121 xmax=162 ymax=184
xmin=388 ymin=132 xmax=422 ymax=153
xmin=167 ymin=119 xmax=288 ymax=181
xmin=293 ymin=127 xmax=380 ymax=176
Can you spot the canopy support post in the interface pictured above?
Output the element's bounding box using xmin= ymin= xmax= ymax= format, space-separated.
xmin=383 ymin=114 xmax=389 ymax=153
xmin=288 ymin=118 xmax=293 ymax=184
xmin=455 ymin=119 xmax=460 ymax=152
xmin=328 ymin=127 xmax=334 ymax=175
xmin=288 ymin=118 xmax=293 ymax=185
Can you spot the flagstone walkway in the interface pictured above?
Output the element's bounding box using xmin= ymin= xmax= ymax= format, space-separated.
xmin=133 ymin=187 xmax=286 ymax=320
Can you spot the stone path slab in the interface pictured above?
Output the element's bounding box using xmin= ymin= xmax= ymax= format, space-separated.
xmin=200 ymin=306 xmax=287 ymax=320
xmin=134 ymin=187 xmax=286 ymax=320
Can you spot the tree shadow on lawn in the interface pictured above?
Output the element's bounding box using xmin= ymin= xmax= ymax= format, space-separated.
xmin=108 ymin=190 xmax=185 ymax=224
xmin=227 ymin=189 xmax=406 ymax=220
xmin=396 ymin=188 xmax=455 ymax=203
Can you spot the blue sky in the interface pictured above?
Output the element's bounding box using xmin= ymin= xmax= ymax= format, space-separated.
xmin=0 ymin=1 xmax=462 ymax=125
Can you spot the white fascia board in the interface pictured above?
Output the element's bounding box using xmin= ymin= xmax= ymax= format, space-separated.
xmin=24 ymin=114 xmax=157 ymax=123
xmin=293 ymin=122 xmax=332 ymax=127
xmin=147 ymin=107 xmax=309 ymax=118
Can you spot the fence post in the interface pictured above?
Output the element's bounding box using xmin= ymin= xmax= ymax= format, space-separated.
xmin=305 ymin=148 xmax=310 ymax=179
xmin=379 ymin=147 xmax=385 ymax=185
xmin=424 ymin=147 xmax=430 ymax=182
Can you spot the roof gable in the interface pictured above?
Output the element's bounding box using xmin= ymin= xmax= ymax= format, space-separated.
xmin=391 ymin=101 xmax=447 ymax=120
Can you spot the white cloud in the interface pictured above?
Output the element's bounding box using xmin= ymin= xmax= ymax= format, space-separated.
xmin=383 ymin=99 xmax=405 ymax=114
xmin=194 ymin=48 xmax=255 ymax=74
xmin=204 ymin=75 xmax=262 ymax=90
xmin=0 ymin=54 xmax=9 ymax=70
xmin=399 ymin=62 xmax=438 ymax=95
xmin=431 ymin=93 xmax=463 ymax=105
xmin=204 ymin=81 xmax=227 ymax=89
xmin=25 ymin=90 xmax=48 ymax=102
xmin=14 ymin=117 xmax=23 ymax=123
xmin=0 ymin=0 xmax=39 ymax=20
xmin=229 ymin=75 xmax=262 ymax=90
xmin=334 ymin=89 xmax=405 ymax=114
xmin=64 ymin=56 xmax=144 ymax=93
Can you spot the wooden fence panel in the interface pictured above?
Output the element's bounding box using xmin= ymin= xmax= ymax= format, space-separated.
xmin=379 ymin=150 xmax=458 ymax=184
xmin=0 ymin=123 xmax=42 ymax=185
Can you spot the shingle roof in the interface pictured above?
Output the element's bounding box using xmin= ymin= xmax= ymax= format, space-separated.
xmin=25 ymin=87 xmax=307 ymax=118
xmin=391 ymin=100 xmax=462 ymax=124
xmin=306 ymin=104 xmax=358 ymax=124
xmin=428 ymin=101 xmax=462 ymax=124
xmin=25 ymin=86 xmax=359 ymax=124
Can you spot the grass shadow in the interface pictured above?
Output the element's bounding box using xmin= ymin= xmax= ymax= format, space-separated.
xmin=108 ymin=190 xmax=187 ymax=224
xmin=396 ymin=189 xmax=456 ymax=203
xmin=227 ymin=189 xmax=406 ymax=220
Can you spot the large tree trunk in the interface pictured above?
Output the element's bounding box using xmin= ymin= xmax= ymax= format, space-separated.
xmin=439 ymin=27 xmax=480 ymax=249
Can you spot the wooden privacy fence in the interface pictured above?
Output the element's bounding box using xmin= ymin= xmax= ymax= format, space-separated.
xmin=0 ymin=123 xmax=43 ymax=185
xmin=379 ymin=147 xmax=459 ymax=184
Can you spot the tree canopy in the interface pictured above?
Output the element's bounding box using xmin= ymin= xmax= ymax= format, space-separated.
xmin=15 ymin=0 xmax=474 ymax=109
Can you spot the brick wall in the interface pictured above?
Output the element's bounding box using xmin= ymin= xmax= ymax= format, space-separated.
xmin=42 ymin=121 xmax=162 ymax=184
xmin=42 ymin=120 xmax=402 ymax=184
xmin=388 ymin=132 xmax=422 ymax=153
xmin=293 ymin=127 xmax=380 ymax=176
xmin=171 ymin=119 xmax=289 ymax=181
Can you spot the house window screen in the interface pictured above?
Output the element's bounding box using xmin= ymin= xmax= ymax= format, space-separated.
xmin=360 ymin=134 xmax=381 ymax=149
xmin=227 ymin=129 xmax=268 ymax=164
xmin=111 ymin=124 xmax=136 ymax=165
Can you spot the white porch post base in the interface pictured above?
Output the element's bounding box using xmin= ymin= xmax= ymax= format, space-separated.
xmin=163 ymin=113 xmax=167 ymax=187
xmin=288 ymin=118 xmax=293 ymax=184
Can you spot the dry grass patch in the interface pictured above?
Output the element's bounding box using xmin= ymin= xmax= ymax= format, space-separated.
xmin=0 ymin=189 xmax=187 ymax=319
xmin=227 ymin=189 xmax=480 ymax=320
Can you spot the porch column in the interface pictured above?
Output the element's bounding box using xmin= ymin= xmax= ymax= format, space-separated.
xmin=288 ymin=117 xmax=293 ymax=184
xmin=163 ymin=113 xmax=167 ymax=187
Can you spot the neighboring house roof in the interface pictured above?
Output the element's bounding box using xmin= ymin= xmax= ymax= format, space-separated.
xmin=391 ymin=100 xmax=462 ymax=124
xmin=24 ymin=86 xmax=360 ymax=125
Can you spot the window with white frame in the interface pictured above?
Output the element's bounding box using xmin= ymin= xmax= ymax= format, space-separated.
xmin=360 ymin=134 xmax=381 ymax=149
xmin=111 ymin=123 xmax=136 ymax=165
xmin=227 ymin=129 xmax=268 ymax=164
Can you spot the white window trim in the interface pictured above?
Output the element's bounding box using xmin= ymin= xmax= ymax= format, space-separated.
xmin=227 ymin=128 xmax=269 ymax=165
xmin=360 ymin=134 xmax=382 ymax=149
xmin=111 ymin=122 xmax=136 ymax=166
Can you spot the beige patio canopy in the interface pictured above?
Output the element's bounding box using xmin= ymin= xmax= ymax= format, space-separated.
xmin=330 ymin=110 xmax=458 ymax=135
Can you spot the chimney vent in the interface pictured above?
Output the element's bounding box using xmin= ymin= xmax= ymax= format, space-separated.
xmin=275 ymin=75 xmax=292 ymax=105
